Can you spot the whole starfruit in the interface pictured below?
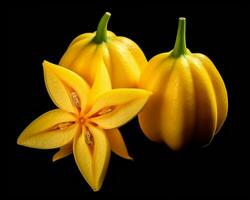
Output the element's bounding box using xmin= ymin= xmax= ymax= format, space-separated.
xmin=59 ymin=12 xmax=147 ymax=88
xmin=138 ymin=17 xmax=228 ymax=150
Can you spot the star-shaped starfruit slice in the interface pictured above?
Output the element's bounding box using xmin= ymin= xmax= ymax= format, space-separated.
xmin=17 ymin=60 xmax=151 ymax=191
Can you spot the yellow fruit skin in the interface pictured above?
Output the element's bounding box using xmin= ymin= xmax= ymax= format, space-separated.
xmin=59 ymin=31 xmax=147 ymax=88
xmin=138 ymin=52 xmax=228 ymax=150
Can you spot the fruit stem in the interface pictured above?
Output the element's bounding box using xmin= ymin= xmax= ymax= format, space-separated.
xmin=93 ymin=12 xmax=111 ymax=43
xmin=171 ymin=17 xmax=188 ymax=57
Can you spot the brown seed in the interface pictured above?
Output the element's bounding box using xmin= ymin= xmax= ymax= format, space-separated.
xmin=71 ymin=91 xmax=81 ymax=109
xmin=97 ymin=106 xmax=115 ymax=115
xmin=57 ymin=122 xmax=73 ymax=130
xmin=85 ymin=129 xmax=94 ymax=146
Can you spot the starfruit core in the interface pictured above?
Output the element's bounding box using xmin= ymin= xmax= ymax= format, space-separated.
xmin=17 ymin=61 xmax=151 ymax=191
xmin=59 ymin=12 xmax=147 ymax=88
xmin=139 ymin=17 xmax=228 ymax=150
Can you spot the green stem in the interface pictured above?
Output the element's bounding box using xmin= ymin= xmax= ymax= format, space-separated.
xmin=171 ymin=17 xmax=188 ymax=57
xmin=93 ymin=12 xmax=111 ymax=43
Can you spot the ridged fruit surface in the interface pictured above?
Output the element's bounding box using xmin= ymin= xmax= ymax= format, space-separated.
xmin=60 ymin=12 xmax=147 ymax=88
xmin=139 ymin=18 xmax=228 ymax=150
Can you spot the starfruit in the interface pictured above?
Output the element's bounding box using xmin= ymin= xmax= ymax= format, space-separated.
xmin=59 ymin=12 xmax=147 ymax=88
xmin=138 ymin=17 xmax=228 ymax=150
xmin=17 ymin=61 xmax=151 ymax=191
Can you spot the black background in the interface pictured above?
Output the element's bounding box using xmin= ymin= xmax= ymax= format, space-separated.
xmin=8 ymin=4 xmax=249 ymax=196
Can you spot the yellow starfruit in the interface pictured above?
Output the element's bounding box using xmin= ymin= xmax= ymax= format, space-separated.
xmin=17 ymin=61 xmax=151 ymax=191
xmin=138 ymin=17 xmax=228 ymax=150
xmin=59 ymin=12 xmax=147 ymax=88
